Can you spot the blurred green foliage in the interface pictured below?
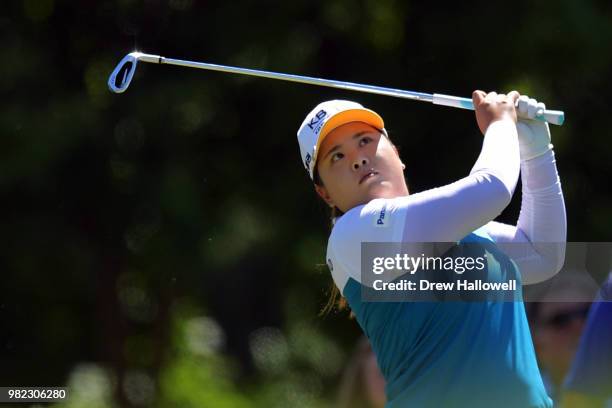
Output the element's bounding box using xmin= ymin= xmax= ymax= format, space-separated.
xmin=1 ymin=0 xmax=611 ymax=406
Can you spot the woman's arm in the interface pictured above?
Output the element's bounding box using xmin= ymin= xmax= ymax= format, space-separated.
xmin=484 ymin=98 xmax=567 ymax=285
xmin=396 ymin=91 xmax=521 ymax=243
xmin=485 ymin=151 xmax=566 ymax=284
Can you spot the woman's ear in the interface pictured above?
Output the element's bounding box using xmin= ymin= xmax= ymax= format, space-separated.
xmin=391 ymin=145 xmax=406 ymax=169
xmin=392 ymin=144 xmax=400 ymax=156
xmin=314 ymin=184 xmax=335 ymax=208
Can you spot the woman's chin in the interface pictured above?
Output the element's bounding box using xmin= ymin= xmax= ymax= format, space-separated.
xmin=342 ymin=182 xmax=408 ymax=211
xmin=364 ymin=181 xmax=401 ymax=199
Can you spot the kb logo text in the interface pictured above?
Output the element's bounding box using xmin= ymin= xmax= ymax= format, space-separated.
xmin=307 ymin=109 xmax=327 ymax=131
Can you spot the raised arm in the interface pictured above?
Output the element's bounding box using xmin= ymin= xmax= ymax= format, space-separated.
xmin=396 ymin=90 xmax=521 ymax=243
xmin=485 ymin=96 xmax=567 ymax=284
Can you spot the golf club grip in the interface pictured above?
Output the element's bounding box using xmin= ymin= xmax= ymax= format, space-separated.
xmin=432 ymin=94 xmax=565 ymax=126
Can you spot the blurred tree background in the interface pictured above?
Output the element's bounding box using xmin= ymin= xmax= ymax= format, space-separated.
xmin=1 ymin=0 xmax=610 ymax=406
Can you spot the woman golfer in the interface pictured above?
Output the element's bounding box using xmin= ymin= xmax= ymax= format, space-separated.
xmin=297 ymin=91 xmax=566 ymax=407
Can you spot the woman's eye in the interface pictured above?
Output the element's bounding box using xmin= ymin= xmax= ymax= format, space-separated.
xmin=331 ymin=152 xmax=344 ymax=162
xmin=360 ymin=137 xmax=372 ymax=146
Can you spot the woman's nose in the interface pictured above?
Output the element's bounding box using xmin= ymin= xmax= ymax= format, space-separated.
xmin=352 ymin=157 xmax=369 ymax=171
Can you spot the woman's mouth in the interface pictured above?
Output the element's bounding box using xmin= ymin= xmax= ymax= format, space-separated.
xmin=359 ymin=170 xmax=379 ymax=184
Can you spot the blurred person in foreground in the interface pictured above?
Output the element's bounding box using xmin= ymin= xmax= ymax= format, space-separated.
xmin=337 ymin=336 xmax=386 ymax=408
xmin=561 ymin=273 xmax=612 ymax=407
xmin=527 ymin=276 xmax=596 ymax=402
xmin=297 ymin=91 xmax=566 ymax=407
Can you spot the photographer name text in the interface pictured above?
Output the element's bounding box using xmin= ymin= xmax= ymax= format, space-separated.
xmin=373 ymin=279 xmax=517 ymax=292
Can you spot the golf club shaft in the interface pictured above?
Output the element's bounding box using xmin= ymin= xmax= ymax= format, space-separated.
xmin=151 ymin=54 xmax=434 ymax=102
xmin=118 ymin=53 xmax=565 ymax=125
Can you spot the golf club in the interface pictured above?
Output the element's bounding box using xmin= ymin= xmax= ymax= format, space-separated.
xmin=108 ymin=52 xmax=565 ymax=126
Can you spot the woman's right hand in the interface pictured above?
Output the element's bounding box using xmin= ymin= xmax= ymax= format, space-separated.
xmin=472 ymin=90 xmax=520 ymax=135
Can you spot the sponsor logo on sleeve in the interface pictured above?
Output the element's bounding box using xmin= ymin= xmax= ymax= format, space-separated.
xmin=374 ymin=204 xmax=391 ymax=227
xmin=327 ymin=258 xmax=334 ymax=271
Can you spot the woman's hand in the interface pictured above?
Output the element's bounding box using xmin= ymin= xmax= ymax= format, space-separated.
xmin=472 ymin=90 xmax=520 ymax=135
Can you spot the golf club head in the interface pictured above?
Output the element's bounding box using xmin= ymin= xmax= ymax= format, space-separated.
xmin=108 ymin=52 xmax=141 ymax=93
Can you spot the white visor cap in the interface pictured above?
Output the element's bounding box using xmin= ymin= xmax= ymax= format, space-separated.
xmin=296 ymin=100 xmax=385 ymax=180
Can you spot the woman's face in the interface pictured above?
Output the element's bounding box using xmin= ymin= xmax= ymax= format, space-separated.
xmin=315 ymin=121 xmax=408 ymax=213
